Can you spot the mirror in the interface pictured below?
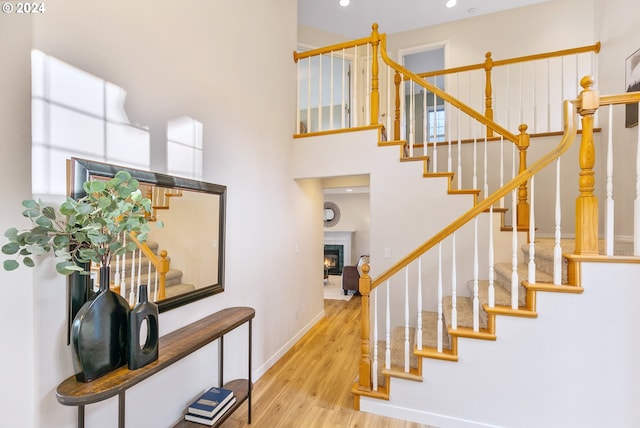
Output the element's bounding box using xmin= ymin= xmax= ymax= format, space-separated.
xmin=67 ymin=157 xmax=226 ymax=315
xmin=323 ymin=201 xmax=340 ymax=227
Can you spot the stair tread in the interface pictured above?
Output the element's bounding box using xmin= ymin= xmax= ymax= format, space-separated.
xmin=494 ymin=262 xmax=554 ymax=284
xmin=373 ymin=312 xmax=452 ymax=377
xmin=443 ymin=295 xmax=488 ymax=330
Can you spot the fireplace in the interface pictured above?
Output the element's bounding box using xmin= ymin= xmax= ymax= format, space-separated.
xmin=324 ymin=244 xmax=344 ymax=275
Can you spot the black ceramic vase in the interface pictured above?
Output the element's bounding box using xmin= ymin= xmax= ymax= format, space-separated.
xmin=70 ymin=266 xmax=130 ymax=382
xmin=128 ymin=284 xmax=159 ymax=370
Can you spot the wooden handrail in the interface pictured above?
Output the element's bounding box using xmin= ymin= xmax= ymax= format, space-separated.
xmin=293 ymin=35 xmax=373 ymax=63
xmin=128 ymin=234 xmax=169 ymax=300
xmin=369 ymin=99 xmax=577 ymax=289
xmin=599 ymin=92 xmax=640 ymax=106
xmin=378 ymin=32 xmax=520 ymax=144
xmin=416 ymin=42 xmax=601 ymax=79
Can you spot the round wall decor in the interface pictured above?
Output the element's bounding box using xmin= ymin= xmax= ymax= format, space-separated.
xmin=323 ymin=201 xmax=341 ymax=227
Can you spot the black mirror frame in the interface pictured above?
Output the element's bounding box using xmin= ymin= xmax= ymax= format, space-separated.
xmin=67 ymin=157 xmax=226 ymax=319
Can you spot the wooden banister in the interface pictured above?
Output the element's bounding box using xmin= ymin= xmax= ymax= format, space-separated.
xmin=369 ymin=100 xmax=577 ymax=290
xmin=356 ymin=100 xmax=577 ymax=395
xmin=128 ymin=234 xmax=169 ymax=300
xmin=416 ymin=42 xmax=600 ymax=138
xmin=517 ymin=124 xmax=531 ymax=231
xmin=575 ymin=76 xmax=600 ymax=255
xmin=416 ymin=42 xmax=601 ymax=79
xmin=378 ymin=35 xmax=519 ymax=144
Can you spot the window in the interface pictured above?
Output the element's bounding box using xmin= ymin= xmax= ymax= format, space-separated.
xmin=166 ymin=116 xmax=203 ymax=180
xmin=31 ymin=50 xmax=150 ymax=196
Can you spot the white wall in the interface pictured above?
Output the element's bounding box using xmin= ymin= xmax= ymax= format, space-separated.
xmin=594 ymin=0 xmax=640 ymax=240
xmin=0 ymin=13 xmax=35 ymax=428
xmin=0 ymin=1 xmax=327 ymax=427
xmin=362 ymin=261 xmax=640 ymax=428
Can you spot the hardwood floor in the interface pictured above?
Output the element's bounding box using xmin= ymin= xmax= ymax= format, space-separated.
xmin=220 ymin=296 xmax=433 ymax=428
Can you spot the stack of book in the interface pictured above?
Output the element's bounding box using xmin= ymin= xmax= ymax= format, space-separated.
xmin=184 ymin=386 xmax=236 ymax=426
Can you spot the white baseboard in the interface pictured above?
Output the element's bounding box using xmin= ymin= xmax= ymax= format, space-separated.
xmin=252 ymin=309 xmax=325 ymax=380
xmin=360 ymin=398 xmax=504 ymax=428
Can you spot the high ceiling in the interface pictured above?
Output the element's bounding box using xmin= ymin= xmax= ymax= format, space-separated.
xmin=298 ymin=0 xmax=553 ymax=39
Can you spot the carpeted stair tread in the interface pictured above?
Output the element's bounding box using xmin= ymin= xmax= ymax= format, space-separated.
xmin=419 ymin=310 xmax=452 ymax=351
xmin=443 ymin=295 xmax=488 ymax=330
xmin=520 ymin=239 xmax=569 ymax=283
xmin=494 ymin=262 xmax=552 ymax=306
xmin=466 ymin=279 xmax=512 ymax=307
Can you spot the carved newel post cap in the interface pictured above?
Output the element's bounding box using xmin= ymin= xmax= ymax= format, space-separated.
xmin=580 ymin=75 xmax=595 ymax=90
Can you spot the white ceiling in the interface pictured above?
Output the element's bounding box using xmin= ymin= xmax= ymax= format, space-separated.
xmin=298 ymin=0 xmax=552 ymax=39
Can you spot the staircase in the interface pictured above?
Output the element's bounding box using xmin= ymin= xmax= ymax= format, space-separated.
xmin=110 ymin=240 xmax=195 ymax=303
xmin=294 ymin=24 xmax=640 ymax=427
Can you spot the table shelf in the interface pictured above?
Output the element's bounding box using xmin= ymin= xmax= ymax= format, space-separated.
xmin=56 ymin=306 xmax=255 ymax=427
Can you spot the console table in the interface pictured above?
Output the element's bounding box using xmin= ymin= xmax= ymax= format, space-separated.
xmin=56 ymin=306 xmax=255 ymax=428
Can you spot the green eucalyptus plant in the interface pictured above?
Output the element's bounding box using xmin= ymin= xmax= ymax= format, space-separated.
xmin=2 ymin=170 xmax=158 ymax=275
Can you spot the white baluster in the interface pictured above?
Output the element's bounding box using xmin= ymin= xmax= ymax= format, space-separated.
xmin=120 ymin=234 xmax=127 ymax=298
xmin=341 ymin=48 xmax=346 ymax=129
xmin=422 ymin=88 xmax=427 ymax=153
xmin=404 ymin=267 xmax=410 ymax=373
xmin=385 ymin=279 xmax=390 ymax=370
xmin=528 ymin=176 xmax=536 ymax=284
xmin=318 ymin=53 xmax=322 ymax=131
xmin=511 ymin=144 xmax=519 ymax=309
xmin=605 ymin=104 xmax=614 ymax=255
xmin=473 ymin=217 xmax=479 ymax=331
xmin=547 ymin=59 xmax=551 ymax=133
xmin=147 ymin=258 xmax=152 ymax=295
xmin=353 ymin=46 xmax=358 ymax=127
xmin=306 ymin=58 xmax=311 ymax=132
xmin=451 ymin=233 xmax=458 ymax=329
xmin=488 ymin=206 xmax=495 ymax=308
xmin=373 ymin=288 xmax=379 ymax=391
xmin=554 ymin=158 xmax=562 ymax=284
xmin=114 ymin=232 xmax=121 ymax=295
xmin=506 ymin=67 xmax=511 ymax=131
xmin=129 ymin=248 xmax=136 ymax=306
xmin=483 ymin=134 xmax=488 ymax=199
xmin=457 ymin=107 xmax=462 ymax=190
xmin=500 ymin=135 xmax=505 ymax=208
xmin=447 ymin=101 xmax=452 ymax=173
xmin=473 ymin=121 xmax=478 ymax=190
xmin=417 ymin=256 xmax=423 ymax=350
xmin=519 ymin=63 xmax=523 ymax=125
xmin=137 ymin=247 xmax=142 ymax=302
xmin=432 ymin=79 xmax=438 ymax=172
xmin=386 ymin=64 xmax=392 ymax=135
xmin=329 ymin=51 xmax=334 ymax=131
xmin=635 ymin=103 xmax=640 ymax=256
xmin=409 ymin=82 xmax=415 ymax=157
xmin=437 ymin=244 xmax=443 ymax=352
xmin=296 ymin=58 xmax=300 ymax=132
xmin=533 ymin=62 xmax=537 ymax=133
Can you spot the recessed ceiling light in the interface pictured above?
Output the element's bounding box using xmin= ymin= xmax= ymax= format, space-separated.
xmin=339 ymin=0 xmax=350 ymax=7
xmin=346 ymin=188 xmax=353 ymax=192
xmin=446 ymin=0 xmax=457 ymax=8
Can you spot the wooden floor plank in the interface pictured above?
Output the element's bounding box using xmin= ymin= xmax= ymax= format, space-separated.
xmin=220 ymin=297 xmax=433 ymax=428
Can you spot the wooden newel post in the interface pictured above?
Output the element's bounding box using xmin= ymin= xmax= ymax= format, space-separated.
xmin=394 ymin=71 xmax=401 ymax=141
xmin=158 ymin=250 xmax=169 ymax=300
xmin=575 ymin=75 xmax=600 ymax=255
xmin=517 ymin=124 xmax=530 ymax=231
xmin=357 ymin=263 xmax=372 ymax=392
xmin=484 ymin=52 xmax=494 ymax=137
xmin=370 ymin=23 xmax=380 ymax=126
